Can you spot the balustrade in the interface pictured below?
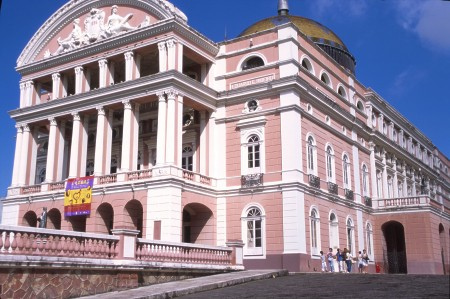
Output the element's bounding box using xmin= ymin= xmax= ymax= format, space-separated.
xmin=49 ymin=181 xmax=65 ymax=191
xmin=21 ymin=185 xmax=41 ymax=195
xmin=0 ymin=225 xmax=119 ymax=259
xmin=308 ymin=174 xmax=320 ymax=189
xmin=327 ymin=182 xmax=338 ymax=195
xmin=136 ymin=239 xmax=232 ymax=266
xmin=98 ymin=174 xmax=118 ymax=185
xmin=128 ymin=169 xmax=152 ymax=181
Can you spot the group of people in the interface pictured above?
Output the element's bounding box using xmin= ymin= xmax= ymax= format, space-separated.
xmin=320 ymin=248 xmax=369 ymax=273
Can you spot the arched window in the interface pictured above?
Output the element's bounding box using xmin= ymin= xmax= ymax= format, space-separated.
xmin=329 ymin=213 xmax=339 ymax=250
xmin=247 ymin=135 xmax=260 ymax=170
xmin=320 ymin=72 xmax=331 ymax=87
xmin=376 ymin=170 xmax=383 ymax=198
xmin=307 ymin=136 xmax=317 ymax=175
xmin=326 ymin=146 xmax=334 ymax=182
xmin=310 ymin=208 xmax=320 ymax=255
xmin=301 ymin=57 xmax=314 ymax=74
xmin=242 ymin=206 xmax=264 ymax=256
xmin=343 ymin=154 xmax=351 ymax=189
xmin=366 ymin=222 xmax=373 ymax=258
xmin=362 ymin=164 xmax=369 ymax=196
xmin=242 ymin=56 xmax=264 ymax=70
xmin=338 ymin=86 xmax=347 ymax=99
xmin=346 ymin=217 xmax=355 ymax=253
xmin=182 ymin=145 xmax=193 ymax=171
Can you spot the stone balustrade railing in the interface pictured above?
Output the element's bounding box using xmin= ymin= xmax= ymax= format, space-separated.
xmin=374 ymin=196 xmax=430 ymax=209
xmin=98 ymin=174 xmax=118 ymax=185
xmin=49 ymin=181 xmax=65 ymax=191
xmin=128 ymin=169 xmax=152 ymax=181
xmin=136 ymin=239 xmax=233 ymax=266
xmin=0 ymin=225 xmax=119 ymax=259
xmin=21 ymin=185 xmax=41 ymax=194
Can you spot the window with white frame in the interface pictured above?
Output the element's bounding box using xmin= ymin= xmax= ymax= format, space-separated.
xmin=247 ymin=135 xmax=260 ymax=171
xmin=343 ymin=154 xmax=351 ymax=189
xmin=182 ymin=145 xmax=193 ymax=171
xmin=310 ymin=208 xmax=320 ymax=256
xmin=329 ymin=212 xmax=339 ymax=250
xmin=326 ymin=145 xmax=335 ymax=182
xmin=362 ymin=164 xmax=369 ymax=196
xmin=307 ymin=135 xmax=317 ymax=175
xmin=346 ymin=217 xmax=355 ymax=253
xmin=242 ymin=206 xmax=265 ymax=256
xmin=366 ymin=222 xmax=373 ymax=258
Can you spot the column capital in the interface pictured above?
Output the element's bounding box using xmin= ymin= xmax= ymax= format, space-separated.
xmin=19 ymin=82 xmax=26 ymax=89
xmin=124 ymin=51 xmax=134 ymax=61
xmin=156 ymin=92 xmax=166 ymax=101
xmin=48 ymin=117 xmax=57 ymax=126
xmin=15 ymin=124 xmax=23 ymax=133
xmin=75 ymin=66 xmax=84 ymax=75
xmin=96 ymin=107 xmax=106 ymax=115
xmin=122 ymin=100 xmax=132 ymax=110
xmin=98 ymin=58 xmax=108 ymax=68
xmin=72 ymin=112 xmax=81 ymax=121
xmin=166 ymin=89 xmax=178 ymax=100
xmin=23 ymin=124 xmax=31 ymax=133
xmin=52 ymin=73 xmax=61 ymax=81
xmin=166 ymin=39 xmax=176 ymax=48
xmin=25 ymin=80 xmax=34 ymax=88
xmin=158 ymin=41 xmax=167 ymax=52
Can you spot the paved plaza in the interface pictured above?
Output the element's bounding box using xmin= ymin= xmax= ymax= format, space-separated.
xmin=80 ymin=270 xmax=449 ymax=299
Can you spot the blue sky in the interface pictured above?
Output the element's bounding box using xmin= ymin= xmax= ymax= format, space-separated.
xmin=0 ymin=0 xmax=449 ymax=196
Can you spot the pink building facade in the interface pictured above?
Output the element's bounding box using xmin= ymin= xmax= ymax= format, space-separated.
xmin=2 ymin=0 xmax=449 ymax=274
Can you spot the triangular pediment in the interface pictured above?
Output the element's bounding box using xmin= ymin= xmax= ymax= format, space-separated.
xmin=17 ymin=0 xmax=187 ymax=67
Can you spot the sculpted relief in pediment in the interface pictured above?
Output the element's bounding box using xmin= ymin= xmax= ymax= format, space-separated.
xmin=45 ymin=5 xmax=151 ymax=58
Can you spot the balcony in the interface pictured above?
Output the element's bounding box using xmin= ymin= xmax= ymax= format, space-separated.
xmin=345 ymin=189 xmax=354 ymax=201
xmin=241 ymin=173 xmax=264 ymax=188
xmin=327 ymin=182 xmax=338 ymax=195
xmin=308 ymin=174 xmax=320 ymax=189
xmin=373 ymin=195 xmax=444 ymax=211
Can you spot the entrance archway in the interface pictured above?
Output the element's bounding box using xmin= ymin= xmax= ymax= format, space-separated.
xmin=182 ymin=203 xmax=214 ymax=245
xmin=124 ymin=200 xmax=143 ymax=238
xmin=22 ymin=211 xmax=38 ymax=227
xmin=96 ymin=203 xmax=114 ymax=235
xmin=382 ymin=221 xmax=407 ymax=273
xmin=47 ymin=208 xmax=61 ymax=230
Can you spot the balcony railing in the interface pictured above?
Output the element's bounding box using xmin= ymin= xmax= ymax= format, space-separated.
xmin=327 ymin=182 xmax=338 ymax=195
xmin=241 ymin=173 xmax=264 ymax=188
xmin=128 ymin=169 xmax=152 ymax=181
xmin=21 ymin=185 xmax=41 ymax=195
xmin=308 ymin=174 xmax=320 ymax=189
xmin=374 ymin=195 xmax=431 ymax=209
xmin=345 ymin=189 xmax=354 ymax=201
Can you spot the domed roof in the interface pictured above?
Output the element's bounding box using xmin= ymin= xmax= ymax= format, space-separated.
xmin=239 ymin=15 xmax=356 ymax=74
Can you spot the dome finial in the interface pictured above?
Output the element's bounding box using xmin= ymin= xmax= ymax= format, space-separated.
xmin=278 ymin=0 xmax=289 ymax=16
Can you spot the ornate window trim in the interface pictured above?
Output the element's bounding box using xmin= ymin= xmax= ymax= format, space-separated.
xmin=310 ymin=207 xmax=321 ymax=256
xmin=242 ymin=99 xmax=262 ymax=114
xmin=239 ymin=117 xmax=266 ymax=175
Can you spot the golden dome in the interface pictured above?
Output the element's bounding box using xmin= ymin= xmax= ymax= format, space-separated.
xmin=240 ymin=15 xmax=348 ymax=51
xmin=239 ymin=15 xmax=356 ymax=73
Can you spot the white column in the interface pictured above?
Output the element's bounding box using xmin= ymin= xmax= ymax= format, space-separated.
xmin=121 ymin=101 xmax=133 ymax=172
xmin=124 ymin=51 xmax=134 ymax=81
xmin=94 ymin=107 xmax=107 ymax=176
xmin=402 ymin=165 xmax=408 ymax=197
xmin=56 ymin=121 xmax=67 ymax=181
xmin=79 ymin=116 xmax=89 ymax=177
xmin=393 ymin=157 xmax=399 ymax=198
xmin=166 ymin=90 xmax=176 ymax=164
xmin=167 ymin=39 xmax=176 ymax=70
xmin=208 ymin=111 xmax=216 ymax=176
xmin=25 ymin=81 xmax=34 ymax=106
xmin=177 ymin=42 xmax=183 ymax=73
xmin=45 ymin=118 xmax=58 ymax=183
xmin=69 ymin=113 xmax=81 ymax=178
xmin=19 ymin=82 xmax=26 ymax=108
xmin=369 ymin=143 xmax=378 ymax=199
xmin=105 ymin=110 xmax=113 ymax=174
xmin=75 ymin=66 xmax=84 ymax=94
xmin=98 ymin=59 xmax=108 ymax=88
xmin=381 ymin=152 xmax=389 ymax=198
xmin=11 ymin=125 xmax=23 ymax=186
xmin=199 ymin=111 xmax=207 ymax=174
xmin=131 ymin=103 xmax=140 ymax=171
xmin=51 ymin=73 xmax=61 ymax=100
xmin=158 ymin=42 xmax=167 ymax=72
xmin=176 ymin=94 xmax=184 ymax=167
xmin=156 ymin=93 xmax=167 ymax=165
xmin=18 ymin=125 xmax=31 ymax=186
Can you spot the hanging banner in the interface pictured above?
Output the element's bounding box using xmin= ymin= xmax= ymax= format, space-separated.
xmin=64 ymin=176 xmax=94 ymax=217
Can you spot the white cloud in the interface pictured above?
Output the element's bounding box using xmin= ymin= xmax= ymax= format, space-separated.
xmin=394 ymin=0 xmax=450 ymax=52
xmin=389 ymin=67 xmax=427 ymax=97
